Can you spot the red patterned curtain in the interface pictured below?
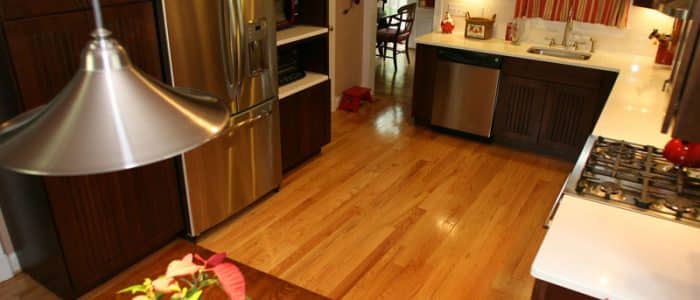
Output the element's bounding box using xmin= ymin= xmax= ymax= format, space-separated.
xmin=514 ymin=0 xmax=632 ymax=28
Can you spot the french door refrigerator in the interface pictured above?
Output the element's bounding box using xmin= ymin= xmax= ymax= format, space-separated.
xmin=161 ymin=0 xmax=281 ymax=236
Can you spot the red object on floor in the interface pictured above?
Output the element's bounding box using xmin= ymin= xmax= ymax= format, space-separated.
xmin=339 ymin=86 xmax=373 ymax=112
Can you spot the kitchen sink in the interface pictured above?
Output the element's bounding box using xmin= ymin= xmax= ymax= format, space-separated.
xmin=527 ymin=46 xmax=592 ymax=60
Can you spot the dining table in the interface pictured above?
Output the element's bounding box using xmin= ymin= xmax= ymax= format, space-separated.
xmin=377 ymin=7 xmax=400 ymax=21
xmin=377 ymin=7 xmax=399 ymax=28
xmin=82 ymin=239 xmax=329 ymax=300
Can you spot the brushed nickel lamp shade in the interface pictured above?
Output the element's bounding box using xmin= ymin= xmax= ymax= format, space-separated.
xmin=0 ymin=1 xmax=230 ymax=176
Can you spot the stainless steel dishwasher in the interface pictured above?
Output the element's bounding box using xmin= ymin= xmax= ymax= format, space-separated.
xmin=431 ymin=49 xmax=502 ymax=137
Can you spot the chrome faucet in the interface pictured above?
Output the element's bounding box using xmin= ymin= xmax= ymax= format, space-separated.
xmin=562 ymin=14 xmax=574 ymax=48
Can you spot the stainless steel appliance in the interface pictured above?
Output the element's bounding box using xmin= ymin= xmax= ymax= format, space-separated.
xmin=431 ymin=49 xmax=501 ymax=137
xmin=162 ymin=0 xmax=281 ymax=236
xmin=550 ymin=136 xmax=700 ymax=228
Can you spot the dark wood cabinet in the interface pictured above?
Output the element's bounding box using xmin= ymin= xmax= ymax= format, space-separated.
xmin=494 ymin=57 xmax=614 ymax=160
xmin=3 ymin=1 xmax=161 ymax=110
xmin=538 ymin=84 xmax=600 ymax=155
xmin=280 ymin=81 xmax=331 ymax=172
xmin=412 ymin=44 xmax=438 ymax=125
xmin=531 ymin=279 xmax=595 ymax=300
xmin=0 ymin=0 xmax=142 ymax=20
xmin=412 ymin=48 xmax=615 ymax=160
xmin=276 ymin=0 xmax=331 ymax=173
xmin=0 ymin=1 xmax=184 ymax=298
xmin=494 ymin=75 xmax=547 ymax=147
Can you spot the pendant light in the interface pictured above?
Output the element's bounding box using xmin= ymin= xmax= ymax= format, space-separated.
xmin=0 ymin=0 xmax=230 ymax=176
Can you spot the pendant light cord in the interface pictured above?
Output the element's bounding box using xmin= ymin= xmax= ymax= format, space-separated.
xmin=91 ymin=0 xmax=104 ymax=30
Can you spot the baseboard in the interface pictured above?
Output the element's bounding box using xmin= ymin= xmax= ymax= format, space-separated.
xmin=0 ymin=252 xmax=16 ymax=282
xmin=332 ymin=96 xmax=341 ymax=112
xmin=9 ymin=252 xmax=20 ymax=272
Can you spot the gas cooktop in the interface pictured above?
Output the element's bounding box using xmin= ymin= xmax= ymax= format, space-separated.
xmin=569 ymin=136 xmax=700 ymax=228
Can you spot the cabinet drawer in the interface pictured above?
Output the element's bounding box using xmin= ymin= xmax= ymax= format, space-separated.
xmin=0 ymin=0 xmax=145 ymax=20
xmin=502 ymin=57 xmax=604 ymax=89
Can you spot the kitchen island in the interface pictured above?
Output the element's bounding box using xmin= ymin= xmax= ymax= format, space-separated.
xmin=415 ymin=32 xmax=700 ymax=299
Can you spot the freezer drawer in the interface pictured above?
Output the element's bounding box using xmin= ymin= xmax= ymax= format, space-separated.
xmin=183 ymin=99 xmax=282 ymax=236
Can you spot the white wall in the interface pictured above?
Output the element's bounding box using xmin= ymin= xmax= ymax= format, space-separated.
xmin=436 ymin=0 xmax=675 ymax=57
xmin=362 ymin=0 xmax=378 ymax=91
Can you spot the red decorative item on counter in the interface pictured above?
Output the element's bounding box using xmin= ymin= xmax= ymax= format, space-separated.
xmin=649 ymin=29 xmax=674 ymax=66
xmin=505 ymin=22 xmax=514 ymax=41
xmin=440 ymin=10 xmax=455 ymax=34
xmin=663 ymin=139 xmax=700 ymax=168
xmin=655 ymin=39 xmax=674 ymax=65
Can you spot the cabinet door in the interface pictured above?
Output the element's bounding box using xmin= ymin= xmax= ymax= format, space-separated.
xmin=280 ymin=81 xmax=331 ymax=172
xmin=3 ymin=1 xmax=162 ymax=110
xmin=412 ymin=44 xmax=438 ymax=125
xmin=494 ymin=75 xmax=547 ymax=147
xmin=0 ymin=0 xmax=142 ymax=20
xmin=45 ymin=161 xmax=183 ymax=295
xmin=539 ymin=84 xmax=600 ymax=158
xmin=2 ymin=2 xmax=182 ymax=295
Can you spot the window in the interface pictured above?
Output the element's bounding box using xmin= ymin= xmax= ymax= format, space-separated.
xmin=514 ymin=0 xmax=632 ymax=28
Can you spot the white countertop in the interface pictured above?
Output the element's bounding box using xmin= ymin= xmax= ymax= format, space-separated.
xmin=416 ymin=32 xmax=673 ymax=148
xmin=532 ymin=196 xmax=700 ymax=300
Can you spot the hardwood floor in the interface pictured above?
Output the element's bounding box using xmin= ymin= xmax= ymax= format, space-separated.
xmin=0 ymin=52 xmax=573 ymax=299
xmin=199 ymin=53 xmax=573 ymax=299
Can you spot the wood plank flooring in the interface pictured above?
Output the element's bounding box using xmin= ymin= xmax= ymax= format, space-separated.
xmin=199 ymin=53 xmax=573 ymax=299
xmin=0 ymin=52 xmax=573 ymax=299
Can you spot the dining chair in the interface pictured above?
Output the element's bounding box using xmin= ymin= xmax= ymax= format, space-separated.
xmin=376 ymin=3 xmax=417 ymax=71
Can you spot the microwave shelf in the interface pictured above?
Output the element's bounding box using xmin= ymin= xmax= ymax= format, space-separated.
xmin=279 ymin=71 xmax=329 ymax=100
xmin=277 ymin=25 xmax=328 ymax=47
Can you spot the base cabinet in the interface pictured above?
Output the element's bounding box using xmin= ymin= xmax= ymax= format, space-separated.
xmin=0 ymin=1 xmax=185 ymax=298
xmin=412 ymin=44 xmax=438 ymax=125
xmin=493 ymin=75 xmax=547 ymax=147
xmin=494 ymin=57 xmax=615 ymax=160
xmin=531 ymin=279 xmax=595 ymax=300
xmin=280 ymin=81 xmax=331 ymax=172
xmin=412 ymin=48 xmax=615 ymax=161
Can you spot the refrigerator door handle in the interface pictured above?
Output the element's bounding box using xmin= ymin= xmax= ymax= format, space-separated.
xmin=222 ymin=0 xmax=245 ymax=102
xmin=233 ymin=108 xmax=272 ymax=130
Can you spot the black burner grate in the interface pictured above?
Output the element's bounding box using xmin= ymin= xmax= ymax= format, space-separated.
xmin=575 ymin=137 xmax=700 ymax=225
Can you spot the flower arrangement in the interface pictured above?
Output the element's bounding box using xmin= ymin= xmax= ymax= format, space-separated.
xmin=119 ymin=252 xmax=246 ymax=300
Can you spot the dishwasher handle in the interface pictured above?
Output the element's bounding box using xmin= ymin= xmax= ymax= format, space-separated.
xmin=437 ymin=49 xmax=502 ymax=69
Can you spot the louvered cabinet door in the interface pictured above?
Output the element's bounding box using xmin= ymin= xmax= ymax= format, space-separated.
xmin=2 ymin=1 xmax=162 ymax=110
xmin=539 ymin=84 xmax=600 ymax=158
xmin=494 ymin=75 xmax=547 ymax=147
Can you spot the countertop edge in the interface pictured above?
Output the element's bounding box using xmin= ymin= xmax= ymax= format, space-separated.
xmin=415 ymin=35 xmax=620 ymax=73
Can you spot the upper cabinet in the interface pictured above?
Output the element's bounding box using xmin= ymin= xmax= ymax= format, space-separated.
xmin=0 ymin=0 xmax=140 ymax=20
xmin=2 ymin=1 xmax=162 ymax=110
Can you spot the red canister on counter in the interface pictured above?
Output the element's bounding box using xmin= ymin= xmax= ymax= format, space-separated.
xmin=649 ymin=29 xmax=674 ymax=66
xmin=655 ymin=39 xmax=674 ymax=65
xmin=506 ymin=22 xmax=514 ymax=41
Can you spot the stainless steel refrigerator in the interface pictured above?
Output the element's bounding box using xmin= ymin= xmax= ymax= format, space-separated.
xmin=161 ymin=0 xmax=281 ymax=236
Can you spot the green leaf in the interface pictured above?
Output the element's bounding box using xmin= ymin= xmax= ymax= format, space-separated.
xmin=184 ymin=289 xmax=203 ymax=300
xmin=118 ymin=284 xmax=147 ymax=294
